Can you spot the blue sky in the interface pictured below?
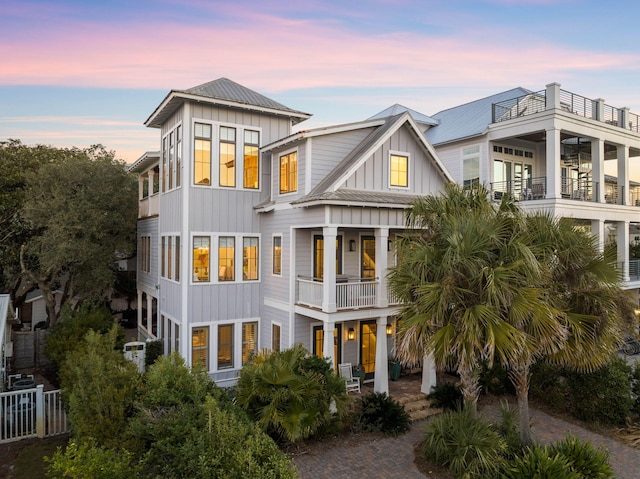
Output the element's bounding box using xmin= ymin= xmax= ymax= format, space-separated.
xmin=2 ymin=0 xmax=640 ymax=164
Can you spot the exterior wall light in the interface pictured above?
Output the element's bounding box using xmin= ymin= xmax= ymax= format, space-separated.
xmin=347 ymin=327 xmax=356 ymax=341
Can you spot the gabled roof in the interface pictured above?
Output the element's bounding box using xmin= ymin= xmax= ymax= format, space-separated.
xmin=145 ymin=78 xmax=311 ymax=128
xmin=426 ymin=87 xmax=531 ymax=145
xmin=368 ymin=104 xmax=439 ymax=127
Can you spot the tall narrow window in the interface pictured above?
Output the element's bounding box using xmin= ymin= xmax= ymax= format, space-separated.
xmin=193 ymin=236 xmax=210 ymax=282
xmin=279 ymin=152 xmax=297 ymax=193
xmin=162 ymin=137 xmax=168 ymax=192
xmin=175 ymin=236 xmax=180 ymax=282
xmin=192 ymin=326 xmax=209 ymax=369
xmin=194 ymin=123 xmax=211 ymax=185
xmin=218 ymin=324 xmax=233 ymax=369
xmin=272 ymin=324 xmax=281 ymax=351
xmin=176 ymin=125 xmax=182 ymax=187
xmin=167 ymin=236 xmax=173 ymax=280
xmin=175 ymin=324 xmax=180 ymax=354
xmin=462 ymin=145 xmax=480 ymax=189
xmin=390 ymin=154 xmax=408 ymax=187
xmin=168 ymin=131 xmax=174 ymax=189
xmin=313 ymin=236 xmax=342 ymax=280
xmin=220 ymin=126 xmax=236 ymax=187
xmin=243 ymin=237 xmax=259 ymax=281
xmin=244 ymin=130 xmax=259 ymax=189
xmin=242 ymin=322 xmax=258 ymax=364
xmin=218 ymin=237 xmax=235 ymax=281
xmin=273 ymin=236 xmax=282 ymax=275
xmin=161 ymin=236 xmax=166 ymax=277
xmin=361 ymin=236 xmax=376 ymax=279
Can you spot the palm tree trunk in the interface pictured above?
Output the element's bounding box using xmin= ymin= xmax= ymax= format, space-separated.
xmin=510 ymin=364 xmax=532 ymax=445
xmin=458 ymin=365 xmax=480 ymax=414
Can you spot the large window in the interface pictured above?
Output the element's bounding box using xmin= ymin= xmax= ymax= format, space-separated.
xmin=279 ymin=151 xmax=297 ymax=193
xmin=389 ymin=154 xmax=408 ymax=187
xmin=244 ymin=130 xmax=259 ymax=189
xmin=220 ymin=126 xmax=236 ymax=187
xmin=194 ymin=123 xmax=211 ymax=185
xmin=192 ymin=326 xmax=209 ymax=369
xmin=243 ymin=237 xmax=259 ymax=281
xmin=272 ymin=323 xmax=281 ymax=351
xmin=161 ymin=235 xmax=180 ymax=280
xmin=193 ymin=236 xmax=210 ymax=282
xmin=218 ymin=324 xmax=233 ymax=369
xmin=462 ymin=145 xmax=480 ymax=189
xmin=218 ymin=237 xmax=235 ymax=281
xmin=140 ymin=236 xmax=151 ymax=273
xmin=313 ymin=235 xmax=342 ymax=280
xmin=273 ymin=236 xmax=282 ymax=275
xmin=242 ymin=322 xmax=258 ymax=364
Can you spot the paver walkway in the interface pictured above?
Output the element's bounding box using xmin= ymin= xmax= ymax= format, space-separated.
xmin=293 ymin=404 xmax=640 ymax=479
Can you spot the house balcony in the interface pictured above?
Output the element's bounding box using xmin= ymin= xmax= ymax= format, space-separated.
xmin=138 ymin=194 xmax=159 ymax=218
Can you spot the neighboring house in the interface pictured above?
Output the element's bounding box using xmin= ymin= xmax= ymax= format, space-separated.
xmin=417 ymin=82 xmax=640 ymax=296
xmin=130 ymin=78 xmax=451 ymax=393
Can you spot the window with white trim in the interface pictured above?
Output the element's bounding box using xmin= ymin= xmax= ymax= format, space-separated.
xmin=194 ymin=123 xmax=212 ymax=185
xmin=272 ymin=323 xmax=281 ymax=351
xmin=389 ymin=153 xmax=409 ymax=187
xmin=242 ymin=322 xmax=258 ymax=364
xmin=192 ymin=326 xmax=209 ymax=370
xmin=279 ymin=151 xmax=297 ymax=193
xmin=242 ymin=237 xmax=259 ymax=281
xmin=218 ymin=324 xmax=234 ymax=369
xmin=462 ymin=145 xmax=480 ymax=189
xmin=273 ymin=235 xmax=282 ymax=275
xmin=244 ymin=130 xmax=259 ymax=189
xmin=219 ymin=126 xmax=236 ymax=187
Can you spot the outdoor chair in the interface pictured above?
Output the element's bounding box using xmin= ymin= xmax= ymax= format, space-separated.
xmin=338 ymin=362 xmax=361 ymax=394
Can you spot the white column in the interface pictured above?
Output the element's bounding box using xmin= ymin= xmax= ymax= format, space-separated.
xmin=148 ymin=169 xmax=155 ymax=195
xmin=594 ymin=98 xmax=605 ymax=122
xmin=322 ymin=227 xmax=337 ymax=312
xmin=323 ymin=322 xmax=335 ymax=368
xmin=545 ymin=128 xmax=561 ymax=199
xmin=592 ymin=138 xmax=605 ymax=203
xmin=138 ymin=174 xmax=145 ymax=200
xmin=618 ymin=145 xmax=630 ymax=206
xmin=374 ymin=316 xmax=389 ymax=394
xmin=35 ymin=384 xmax=45 ymax=438
xmin=617 ymin=221 xmax=630 ymax=282
xmin=545 ymin=82 xmax=561 ymax=111
xmin=155 ymin=297 xmax=162 ymax=339
xmin=375 ymin=228 xmax=389 ymax=308
xmin=421 ymin=353 xmax=437 ymax=395
xmin=591 ymin=219 xmax=605 ymax=253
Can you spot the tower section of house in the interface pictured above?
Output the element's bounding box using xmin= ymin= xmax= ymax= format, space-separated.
xmin=257 ymin=111 xmax=452 ymax=394
xmin=423 ymin=82 xmax=640 ymax=300
xmin=142 ymin=78 xmax=311 ymax=383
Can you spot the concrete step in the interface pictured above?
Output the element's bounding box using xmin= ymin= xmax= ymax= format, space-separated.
xmin=394 ymin=393 xmax=442 ymax=422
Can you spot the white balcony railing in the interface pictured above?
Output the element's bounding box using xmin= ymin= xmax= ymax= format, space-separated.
xmin=297 ymin=276 xmax=379 ymax=310
xmin=138 ymin=194 xmax=159 ymax=218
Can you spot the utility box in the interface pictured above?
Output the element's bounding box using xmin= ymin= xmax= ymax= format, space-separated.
xmin=123 ymin=341 xmax=146 ymax=373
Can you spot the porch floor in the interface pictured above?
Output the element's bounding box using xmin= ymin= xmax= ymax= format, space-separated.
xmin=359 ymin=370 xmax=424 ymax=401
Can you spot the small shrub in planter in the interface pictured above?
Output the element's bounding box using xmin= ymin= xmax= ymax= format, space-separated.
xmin=354 ymin=392 xmax=410 ymax=437
xmin=422 ymin=408 xmax=505 ymax=478
xmin=550 ymin=434 xmax=615 ymax=479
xmin=502 ymin=445 xmax=579 ymax=479
xmin=427 ymin=382 xmax=463 ymax=411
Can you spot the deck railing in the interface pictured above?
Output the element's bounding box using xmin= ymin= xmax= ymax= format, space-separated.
xmin=297 ymin=276 xmax=379 ymax=310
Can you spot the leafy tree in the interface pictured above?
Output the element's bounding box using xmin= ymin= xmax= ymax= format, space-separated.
xmin=8 ymin=142 xmax=137 ymax=326
xmin=235 ymin=343 xmax=348 ymax=444
xmin=60 ymin=326 xmax=140 ymax=449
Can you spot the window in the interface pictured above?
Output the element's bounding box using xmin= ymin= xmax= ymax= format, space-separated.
xmin=279 ymin=151 xmax=297 ymax=193
xmin=244 ymin=130 xmax=259 ymax=189
xmin=161 ymin=236 xmax=166 ymax=277
xmin=272 ymin=323 xmax=281 ymax=351
xmin=167 ymin=236 xmax=173 ymax=280
xmin=192 ymin=326 xmax=209 ymax=369
xmin=242 ymin=322 xmax=258 ymax=364
xmin=140 ymin=236 xmax=151 ymax=273
xmin=193 ymin=236 xmax=210 ymax=282
xmin=220 ymin=126 xmax=236 ymax=187
xmin=389 ymin=154 xmax=408 ymax=187
xmin=218 ymin=324 xmax=233 ymax=369
xmin=162 ymin=137 xmax=168 ymax=192
xmin=161 ymin=235 xmax=180 ymax=280
xmin=273 ymin=236 xmax=282 ymax=275
xmin=194 ymin=123 xmax=211 ymax=185
xmin=175 ymin=236 xmax=180 ymax=282
xmin=175 ymin=324 xmax=180 ymax=354
xmin=313 ymin=235 xmax=342 ymax=279
xmin=462 ymin=145 xmax=480 ymax=189
xmin=218 ymin=237 xmax=235 ymax=281
xmin=176 ymin=125 xmax=182 ymax=187
xmin=168 ymin=131 xmax=174 ymax=189
xmin=243 ymin=237 xmax=259 ymax=281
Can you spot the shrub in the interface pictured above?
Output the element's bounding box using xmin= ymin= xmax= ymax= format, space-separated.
xmin=354 ymin=392 xmax=410 ymax=437
xmin=529 ymin=361 xmax=568 ymax=410
xmin=502 ymin=445 xmax=580 ymax=479
xmin=480 ymin=361 xmax=513 ymax=396
xmin=495 ymin=401 xmax=524 ymax=459
xmin=631 ymin=363 xmax=640 ymax=415
xmin=422 ymin=408 xmax=505 ymax=478
xmin=550 ymin=434 xmax=615 ymax=479
xmin=144 ymin=340 xmax=164 ymax=368
xmin=46 ymin=439 xmax=141 ymax=478
xmin=427 ymin=381 xmax=464 ymax=411
xmin=565 ymin=356 xmax=633 ymax=425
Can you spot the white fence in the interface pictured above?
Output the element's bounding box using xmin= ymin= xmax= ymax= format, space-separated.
xmin=0 ymin=385 xmax=68 ymax=443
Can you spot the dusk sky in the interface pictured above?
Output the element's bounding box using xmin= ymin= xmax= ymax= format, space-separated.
xmin=2 ymin=0 xmax=640 ymax=165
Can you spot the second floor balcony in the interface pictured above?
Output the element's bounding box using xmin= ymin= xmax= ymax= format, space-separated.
xmin=297 ymin=275 xmax=401 ymax=311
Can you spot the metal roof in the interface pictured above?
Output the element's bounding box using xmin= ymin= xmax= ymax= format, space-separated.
xmin=145 ymin=78 xmax=312 ymax=128
xmin=127 ymin=151 xmax=160 ymax=173
xmin=368 ymin=104 xmax=439 ymax=126
xmin=425 ymin=87 xmax=531 ymax=145
xmin=291 ymin=189 xmax=419 ymax=206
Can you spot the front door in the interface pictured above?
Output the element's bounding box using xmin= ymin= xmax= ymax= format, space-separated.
xmin=313 ymin=235 xmax=343 ymax=280
xmin=360 ymin=320 xmax=376 ymax=380
xmin=312 ymin=324 xmax=342 ymax=368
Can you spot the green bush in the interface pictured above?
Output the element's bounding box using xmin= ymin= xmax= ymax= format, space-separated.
xmin=144 ymin=340 xmax=164 ymax=368
xmin=502 ymin=445 xmax=580 ymax=479
xmin=529 ymin=361 xmax=568 ymax=410
xmin=479 ymin=361 xmax=514 ymax=396
xmin=422 ymin=408 xmax=505 ymax=478
xmin=354 ymin=392 xmax=410 ymax=437
xmin=427 ymin=382 xmax=464 ymax=411
xmin=550 ymin=434 xmax=615 ymax=479
xmin=46 ymin=439 xmax=141 ymax=478
xmin=631 ymin=363 xmax=640 ymax=415
xmin=495 ymin=401 xmax=524 ymax=459
xmin=565 ymin=356 xmax=633 ymax=425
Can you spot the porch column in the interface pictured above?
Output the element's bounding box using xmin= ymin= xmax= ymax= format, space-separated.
xmin=375 ymin=228 xmax=389 ymax=308
xmin=146 ymin=294 xmax=154 ymax=336
xmin=591 ymin=219 xmax=605 ymax=253
xmin=591 ymin=138 xmax=605 ymax=203
xmin=421 ymin=353 xmax=437 ymax=395
xmin=617 ymin=221 xmax=630 ymax=282
xmin=138 ymin=174 xmax=145 ymax=200
xmin=545 ymin=128 xmax=561 ymax=199
xmin=545 ymin=82 xmax=561 ymax=111
xmin=323 ymin=322 xmax=335 ymax=368
xmin=148 ymin=168 xmax=155 ymax=195
xmin=322 ymin=226 xmax=337 ymax=313
xmin=618 ymin=145 xmax=630 ymax=206
xmin=373 ymin=316 xmax=389 ymax=394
